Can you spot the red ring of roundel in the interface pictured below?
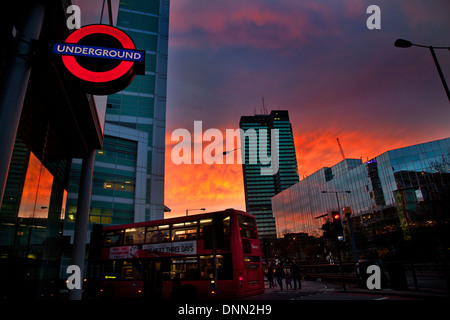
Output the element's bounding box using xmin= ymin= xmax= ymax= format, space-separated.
xmin=62 ymin=24 xmax=135 ymax=83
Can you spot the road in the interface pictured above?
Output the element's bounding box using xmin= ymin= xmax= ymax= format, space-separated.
xmin=239 ymin=280 xmax=420 ymax=300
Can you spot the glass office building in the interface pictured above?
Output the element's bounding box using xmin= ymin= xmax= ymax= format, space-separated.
xmin=64 ymin=0 xmax=169 ymax=230
xmin=61 ymin=0 xmax=170 ymax=278
xmin=272 ymin=138 xmax=450 ymax=261
xmin=0 ymin=1 xmax=103 ymax=299
xmin=240 ymin=110 xmax=299 ymax=239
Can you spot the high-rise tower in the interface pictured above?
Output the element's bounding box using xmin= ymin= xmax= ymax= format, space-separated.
xmin=240 ymin=110 xmax=299 ymax=239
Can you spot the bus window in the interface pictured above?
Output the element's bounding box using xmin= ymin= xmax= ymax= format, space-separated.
xmin=199 ymin=254 xmax=233 ymax=280
xmin=240 ymin=228 xmax=257 ymax=239
xmin=244 ymin=256 xmax=261 ymax=263
xmin=199 ymin=255 xmax=220 ymax=279
xmin=199 ymin=219 xmax=212 ymax=238
xmin=104 ymin=230 xmax=124 ymax=247
xmin=103 ymin=261 xmax=121 ymax=279
xmin=170 ymin=257 xmax=199 ymax=280
xmin=200 ymin=216 xmax=230 ymax=239
xmin=238 ymin=215 xmax=257 ymax=239
xmin=171 ymin=221 xmax=198 ymax=241
xmin=124 ymin=227 xmax=146 ymax=245
xmin=122 ymin=260 xmax=142 ymax=280
xmin=238 ymin=215 xmax=256 ymax=229
xmin=223 ymin=215 xmax=231 ymax=236
xmin=146 ymin=225 xmax=170 ymax=243
xmin=102 ymin=260 xmax=142 ymax=280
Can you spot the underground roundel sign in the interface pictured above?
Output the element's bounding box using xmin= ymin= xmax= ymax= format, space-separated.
xmin=52 ymin=24 xmax=145 ymax=95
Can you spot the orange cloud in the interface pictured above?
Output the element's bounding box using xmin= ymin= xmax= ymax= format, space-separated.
xmin=165 ymin=130 xmax=245 ymax=218
xmin=293 ymin=122 xmax=447 ymax=178
xmin=165 ymin=160 xmax=245 ymax=218
xmin=164 ymin=122 xmax=450 ymax=219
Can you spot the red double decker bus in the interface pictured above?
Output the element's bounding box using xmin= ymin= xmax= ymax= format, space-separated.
xmin=88 ymin=209 xmax=264 ymax=300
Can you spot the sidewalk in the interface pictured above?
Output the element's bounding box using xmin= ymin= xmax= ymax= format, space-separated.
xmin=264 ymin=279 xmax=342 ymax=293
xmin=336 ymin=282 xmax=450 ymax=300
xmin=264 ymin=280 xmax=450 ymax=300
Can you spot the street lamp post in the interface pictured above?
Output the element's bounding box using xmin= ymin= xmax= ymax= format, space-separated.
xmin=222 ymin=147 xmax=241 ymax=155
xmin=394 ymin=38 xmax=450 ymax=102
xmin=186 ymin=208 xmax=205 ymax=216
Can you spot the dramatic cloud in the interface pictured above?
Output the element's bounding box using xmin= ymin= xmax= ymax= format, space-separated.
xmin=169 ymin=0 xmax=348 ymax=51
xmin=165 ymin=0 xmax=450 ymax=217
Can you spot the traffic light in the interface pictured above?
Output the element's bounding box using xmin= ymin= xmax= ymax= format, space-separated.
xmin=331 ymin=211 xmax=344 ymax=241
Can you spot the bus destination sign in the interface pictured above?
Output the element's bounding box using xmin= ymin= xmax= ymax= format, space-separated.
xmin=108 ymin=241 xmax=197 ymax=259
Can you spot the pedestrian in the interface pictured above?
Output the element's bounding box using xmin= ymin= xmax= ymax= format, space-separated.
xmin=275 ymin=264 xmax=285 ymax=291
xmin=290 ymin=259 xmax=302 ymax=290
xmin=285 ymin=272 xmax=292 ymax=290
xmin=267 ymin=263 xmax=274 ymax=288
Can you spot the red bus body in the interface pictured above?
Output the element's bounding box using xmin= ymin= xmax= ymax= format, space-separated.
xmin=92 ymin=209 xmax=264 ymax=299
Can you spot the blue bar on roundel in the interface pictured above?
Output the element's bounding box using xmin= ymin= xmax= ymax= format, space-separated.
xmin=52 ymin=43 xmax=145 ymax=62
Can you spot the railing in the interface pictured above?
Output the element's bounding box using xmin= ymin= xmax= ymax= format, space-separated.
xmin=299 ymin=261 xmax=450 ymax=293
xmin=404 ymin=262 xmax=450 ymax=291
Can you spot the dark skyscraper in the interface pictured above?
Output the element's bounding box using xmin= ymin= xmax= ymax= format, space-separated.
xmin=240 ymin=110 xmax=299 ymax=239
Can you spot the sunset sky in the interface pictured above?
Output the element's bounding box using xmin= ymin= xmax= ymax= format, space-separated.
xmin=164 ymin=0 xmax=450 ymax=217
xmin=77 ymin=0 xmax=450 ymax=218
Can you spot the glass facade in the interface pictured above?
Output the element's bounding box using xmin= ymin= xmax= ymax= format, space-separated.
xmin=65 ymin=0 xmax=169 ymax=229
xmin=240 ymin=111 xmax=299 ymax=239
xmin=0 ymin=138 xmax=69 ymax=299
xmin=62 ymin=0 xmax=170 ymax=278
xmin=105 ymin=0 xmax=169 ymax=222
xmin=272 ymin=138 xmax=450 ymax=261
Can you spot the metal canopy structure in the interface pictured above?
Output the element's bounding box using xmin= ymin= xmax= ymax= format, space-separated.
xmin=16 ymin=0 xmax=103 ymax=163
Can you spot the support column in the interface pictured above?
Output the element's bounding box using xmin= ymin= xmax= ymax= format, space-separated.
xmin=68 ymin=150 xmax=95 ymax=300
xmin=0 ymin=1 xmax=46 ymax=207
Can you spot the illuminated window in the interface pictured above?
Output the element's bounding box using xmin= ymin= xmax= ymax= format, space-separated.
xmin=124 ymin=227 xmax=146 ymax=244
